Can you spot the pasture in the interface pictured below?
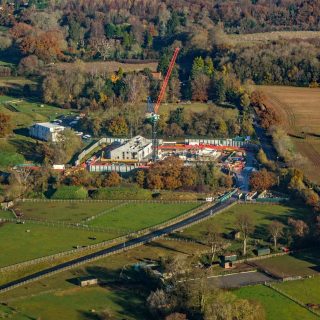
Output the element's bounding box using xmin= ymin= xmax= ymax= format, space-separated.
xmin=179 ymin=203 xmax=309 ymax=250
xmin=0 ymin=238 xmax=205 ymax=319
xmin=17 ymin=201 xmax=122 ymax=222
xmin=258 ymin=85 xmax=320 ymax=183
xmin=252 ymin=249 xmax=320 ymax=278
xmin=0 ymin=222 xmax=114 ymax=267
xmin=235 ymin=285 xmax=319 ymax=320
xmin=87 ymin=202 xmax=201 ymax=232
xmin=274 ymin=276 xmax=320 ymax=305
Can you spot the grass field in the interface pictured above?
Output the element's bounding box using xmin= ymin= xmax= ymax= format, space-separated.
xmin=0 ymin=94 xmax=75 ymax=128
xmin=0 ymin=209 xmax=15 ymax=219
xmin=235 ymin=285 xmax=319 ymax=320
xmin=229 ymin=31 xmax=320 ymax=47
xmin=0 ymin=202 xmax=201 ymax=267
xmin=54 ymin=60 xmax=158 ymax=74
xmin=252 ymin=249 xmax=320 ymax=278
xmin=274 ymin=276 xmax=320 ymax=305
xmin=0 ymin=222 xmax=116 ymax=267
xmin=17 ymin=201 xmax=122 ymax=223
xmin=87 ymin=202 xmax=200 ymax=232
xmin=257 ymin=85 xmax=320 ymax=183
xmin=0 ymin=238 xmax=205 ymax=319
xmin=180 ymin=203 xmax=309 ymax=250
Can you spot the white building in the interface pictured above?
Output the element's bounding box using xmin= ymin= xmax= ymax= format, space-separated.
xmin=108 ymin=136 xmax=152 ymax=161
xmin=29 ymin=122 xmax=65 ymax=142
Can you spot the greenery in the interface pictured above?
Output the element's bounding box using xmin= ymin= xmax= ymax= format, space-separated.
xmin=91 ymin=186 xmax=153 ymax=200
xmin=88 ymin=202 xmax=201 ymax=231
xmin=51 ymin=186 xmax=88 ymax=200
xmin=0 ymin=222 xmax=114 ymax=267
xmin=180 ymin=203 xmax=311 ymax=256
xmin=274 ymin=276 xmax=320 ymax=305
xmin=235 ymin=285 xmax=319 ymax=320
xmin=253 ymin=250 xmax=320 ymax=278
xmin=17 ymin=201 xmax=121 ymax=222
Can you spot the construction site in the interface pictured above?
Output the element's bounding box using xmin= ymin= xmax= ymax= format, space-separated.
xmin=75 ymin=48 xmax=252 ymax=174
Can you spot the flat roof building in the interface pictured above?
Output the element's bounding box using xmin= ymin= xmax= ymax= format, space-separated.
xmin=108 ymin=136 xmax=152 ymax=161
xmin=29 ymin=122 xmax=65 ymax=142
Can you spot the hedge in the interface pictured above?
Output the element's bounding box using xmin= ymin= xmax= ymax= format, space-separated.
xmin=51 ymin=186 xmax=88 ymax=199
xmin=91 ymin=187 xmax=153 ymax=200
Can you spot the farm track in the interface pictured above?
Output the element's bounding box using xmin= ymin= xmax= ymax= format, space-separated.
xmin=263 ymin=93 xmax=297 ymax=134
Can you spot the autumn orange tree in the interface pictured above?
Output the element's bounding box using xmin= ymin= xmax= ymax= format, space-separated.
xmin=249 ymin=169 xmax=277 ymax=192
xmin=0 ymin=113 xmax=12 ymax=137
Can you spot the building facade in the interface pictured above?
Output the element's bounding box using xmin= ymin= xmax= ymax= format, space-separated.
xmin=29 ymin=122 xmax=65 ymax=142
xmin=108 ymin=136 xmax=152 ymax=161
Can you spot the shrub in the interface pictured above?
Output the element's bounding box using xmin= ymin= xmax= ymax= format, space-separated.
xmin=51 ymin=186 xmax=88 ymax=199
xmin=91 ymin=186 xmax=152 ymax=200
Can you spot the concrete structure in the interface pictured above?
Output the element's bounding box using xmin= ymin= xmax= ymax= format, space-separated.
xmin=29 ymin=122 xmax=65 ymax=142
xmin=108 ymin=136 xmax=152 ymax=161
xmin=78 ymin=277 xmax=98 ymax=287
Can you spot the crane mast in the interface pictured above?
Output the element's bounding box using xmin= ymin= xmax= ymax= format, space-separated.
xmin=149 ymin=48 xmax=180 ymax=161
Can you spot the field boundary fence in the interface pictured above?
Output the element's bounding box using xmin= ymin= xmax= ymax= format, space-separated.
xmin=265 ymin=283 xmax=320 ymax=317
xmin=17 ymin=198 xmax=203 ymax=204
xmin=0 ymin=200 xmax=239 ymax=293
xmin=0 ymin=203 xmax=209 ymax=274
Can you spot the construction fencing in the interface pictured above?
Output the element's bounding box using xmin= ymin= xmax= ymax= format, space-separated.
xmin=74 ymin=137 xmax=126 ymax=166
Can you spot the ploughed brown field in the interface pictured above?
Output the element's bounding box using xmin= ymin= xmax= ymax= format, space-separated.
xmin=258 ymin=85 xmax=320 ymax=184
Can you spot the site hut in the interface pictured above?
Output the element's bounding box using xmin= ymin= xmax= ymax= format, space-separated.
xmin=256 ymin=247 xmax=271 ymax=256
xmin=77 ymin=276 xmax=98 ymax=287
xmin=220 ymin=254 xmax=237 ymax=268
xmin=108 ymin=136 xmax=152 ymax=161
xmin=29 ymin=122 xmax=65 ymax=142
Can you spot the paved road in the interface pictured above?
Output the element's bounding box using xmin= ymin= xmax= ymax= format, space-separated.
xmin=0 ymin=197 xmax=237 ymax=293
xmin=254 ymin=123 xmax=277 ymax=161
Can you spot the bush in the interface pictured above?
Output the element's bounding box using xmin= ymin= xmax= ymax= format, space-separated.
xmin=51 ymin=186 xmax=88 ymax=199
xmin=91 ymin=186 xmax=152 ymax=200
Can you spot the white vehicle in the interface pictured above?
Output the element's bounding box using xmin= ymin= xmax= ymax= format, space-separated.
xmin=206 ymin=197 xmax=214 ymax=202
xmin=83 ymin=134 xmax=92 ymax=139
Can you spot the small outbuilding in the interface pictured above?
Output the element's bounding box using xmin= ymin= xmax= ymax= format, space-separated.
xmin=78 ymin=277 xmax=98 ymax=287
xmin=220 ymin=254 xmax=237 ymax=268
xmin=256 ymin=247 xmax=271 ymax=256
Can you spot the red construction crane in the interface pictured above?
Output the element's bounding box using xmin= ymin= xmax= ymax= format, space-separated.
xmin=147 ymin=48 xmax=180 ymax=161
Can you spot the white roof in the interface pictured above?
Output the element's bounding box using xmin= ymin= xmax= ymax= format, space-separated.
xmin=34 ymin=122 xmax=65 ymax=129
xmin=115 ymin=136 xmax=151 ymax=153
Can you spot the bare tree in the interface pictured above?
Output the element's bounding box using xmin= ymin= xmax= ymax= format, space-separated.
xmin=236 ymin=213 xmax=254 ymax=256
xmin=89 ymin=37 xmax=114 ymax=60
xmin=268 ymin=221 xmax=284 ymax=251
xmin=204 ymin=225 xmax=225 ymax=264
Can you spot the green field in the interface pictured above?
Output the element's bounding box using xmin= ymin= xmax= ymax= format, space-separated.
xmin=87 ymin=202 xmax=201 ymax=232
xmin=0 ymin=202 xmax=201 ymax=267
xmin=0 ymin=222 xmax=117 ymax=267
xmin=17 ymin=201 xmax=122 ymax=222
xmin=274 ymin=276 xmax=320 ymax=305
xmin=235 ymin=285 xmax=319 ymax=320
xmin=0 ymin=94 xmax=74 ymax=129
xmin=158 ymin=101 xmax=211 ymax=116
xmin=2 ymin=286 xmax=147 ymax=320
xmin=253 ymin=250 xmax=320 ymax=278
xmin=0 ymin=237 xmax=205 ymax=319
xmin=181 ymin=203 xmax=309 ymax=241
xmin=0 ymin=209 xmax=15 ymax=219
